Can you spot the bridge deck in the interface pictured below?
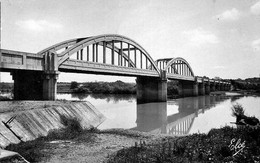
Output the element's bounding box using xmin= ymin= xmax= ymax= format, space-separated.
xmin=0 ymin=49 xmax=43 ymax=71
xmin=60 ymin=59 xmax=160 ymax=77
xmin=0 ymin=49 xmax=231 ymax=85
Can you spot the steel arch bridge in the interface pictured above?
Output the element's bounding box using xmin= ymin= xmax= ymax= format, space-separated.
xmin=38 ymin=34 xmax=161 ymax=77
xmin=0 ymin=34 xmax=231 ymax=101
xmin=1 ymin=34 xmax=201 ymax=80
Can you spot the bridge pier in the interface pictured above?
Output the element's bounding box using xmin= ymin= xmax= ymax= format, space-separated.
xmin=220 ymin=84 xmax=225 ymax=91
xmin=12 ymin=70 xmax=43 ymax=100
xmin=43 ymin=51 xmax=59 ymax=100
xmin=198 ymin=82 xmax=205 ymax=95
xmin=10 ymin=51 xmax=59 ymax=101
xmin=205 ymin=81 xmax=210 ymax=95
xmin=210 ymin=82 xmax=216 ymax=92
xmin=136 ymin=73 xmax=167 ymax=104
xmin=215 ymin=83 xmax=220 ymax=91
xmin=178 ymin=81 xmax=198 ymax=97
xmin=43 ymin=72 xmax=59 ymax=100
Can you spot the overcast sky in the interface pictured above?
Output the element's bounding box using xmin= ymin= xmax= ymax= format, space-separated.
xmin=1 ymin=0 xmax=260 ymax=82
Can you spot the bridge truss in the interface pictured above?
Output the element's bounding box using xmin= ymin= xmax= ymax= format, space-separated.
xmin=38 ymin=34 xmax=160 ymax=77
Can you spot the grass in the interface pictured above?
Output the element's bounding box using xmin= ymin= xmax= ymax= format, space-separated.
xmin=107 ymin=126 xmax=260 ymax=163
xmin=5 ymin=115 xmax=96 ymax=162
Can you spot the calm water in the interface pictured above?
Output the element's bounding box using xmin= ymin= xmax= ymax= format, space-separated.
xmin=57 ymin=93 xmax=260 ymax=136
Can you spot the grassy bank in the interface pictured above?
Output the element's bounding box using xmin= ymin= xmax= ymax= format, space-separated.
xmin=5 ymin=125 xmax=260 ymax=162
xmin=107 ymin=126 xmax=260 ymax=163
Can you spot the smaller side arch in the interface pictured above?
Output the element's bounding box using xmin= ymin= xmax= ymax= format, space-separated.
xmin=165 ymin=57 xmax=195 ymax=77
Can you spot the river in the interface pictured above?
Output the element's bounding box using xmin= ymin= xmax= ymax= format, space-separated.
xmin=57 ymin=93 xmax=260 ymax=136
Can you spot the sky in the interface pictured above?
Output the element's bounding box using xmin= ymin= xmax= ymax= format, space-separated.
xmin=0 ymin=0 xmax=260 ymax=82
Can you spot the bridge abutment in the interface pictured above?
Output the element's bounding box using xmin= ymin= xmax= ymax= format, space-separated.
xmin=136 ymin=72 xmax=167 ymax=104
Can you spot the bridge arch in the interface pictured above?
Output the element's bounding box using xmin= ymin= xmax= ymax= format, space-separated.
xmin=39 ymin=34 xmax=160 ymax=75
xmin=38 ymin=37 xmax=89 ymax=55
xmin=157 ymin=57 xmax=195 ymax=77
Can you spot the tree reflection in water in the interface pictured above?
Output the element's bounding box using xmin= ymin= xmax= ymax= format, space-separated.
xmin=71 ymin=93 xmax=135 ymax=103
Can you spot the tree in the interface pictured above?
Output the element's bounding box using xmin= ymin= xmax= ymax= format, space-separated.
xmin=70 ymin=81 xmax=79 ymax=89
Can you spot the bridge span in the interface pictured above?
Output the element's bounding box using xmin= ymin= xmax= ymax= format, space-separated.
xmin=0 ymin=34 xmax=231 ymax=103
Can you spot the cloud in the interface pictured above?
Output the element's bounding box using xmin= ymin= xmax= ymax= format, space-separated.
xmin=215 ymin=8 xmax=240 ymax=21
xmin=16 ymin=19 xmax=63 ymax=32
xmin=252 ymin=39 xmax=260 ymax=51
xmin=183 ymin=28 xmax=219 ymax=46
xmin=250 ymin=1 xmax=260 ymax=15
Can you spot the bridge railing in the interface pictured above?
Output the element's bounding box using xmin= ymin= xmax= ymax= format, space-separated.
xmin=0 ymin=49 xmax=43 ymax=71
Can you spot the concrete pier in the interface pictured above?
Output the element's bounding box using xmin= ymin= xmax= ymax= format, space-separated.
xmin=136 ymin=76 xmax=167 ymax=104
xmin=178 ymin=81 xmax=198 ymax=97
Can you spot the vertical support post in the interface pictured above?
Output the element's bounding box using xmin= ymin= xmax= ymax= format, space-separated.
xmin=43 ymin=51 xmax=59 ymax=100
xmin=205 ymin=81 xmax=210 ymax=95
xmin=96 ymin=43 xmax=98 ymax=62
xmin=140 ymin=51 xmax=142 ymax=69
xmin=134 ymin=47 xmax=136 ymax=67
xmin=77 ymin=51 xmax=79 ymax=60
xmin=120 ymin=41 xmax=123 ymax=66
xmin=173 ymin=62 xmax=176 ymax=74
xmin=198 ymin=80 xmax=205 ymax=95
xmin=128 ymin=44 xmax=130 ymax=67
xmin=193 ymin=81 xmax=199 ymax=96
xmin=22 ymin=54 xmax=27 ymax=69
xmin=92 ymin=44 xmax=95 ymax=62
xmin=118 ymin=49 xmax=120 ymax=66
xmin=146 ymin=58 xmax=148 ymax=69
xmin=87 ymin=46 xmax=89 ymax=61
xmin=177 ymin=61 xmax=179 ymax=74
xmin=80 ymin=49 xmax=83 ymax=60
xmin=111 ymin=40 xmax=114 ymax=65
xmin=103 ymin=41 xmax=106 ymax=64
xmin=183 ymin=65 xmax=185 ymax=76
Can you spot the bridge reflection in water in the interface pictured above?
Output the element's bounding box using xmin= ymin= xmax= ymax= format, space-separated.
xmin=131 ymin=95 xmax=229 ymax=136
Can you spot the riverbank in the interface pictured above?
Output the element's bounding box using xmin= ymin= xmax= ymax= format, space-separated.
xmin=5 ymin=126 xmax=260 ymax=163
xmin=1 ymin=98 xmax=260 ymax=162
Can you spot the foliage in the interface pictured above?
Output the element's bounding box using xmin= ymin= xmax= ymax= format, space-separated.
xmin=167 ymin=80 xmax=179 ymax=96
xmin=107 ymin=126 xmax=260 ymax=163
xmin=70 ymin=81 xmax=79 ymax=89
xmin=231 ymin=103 xmax=245 ymax=117
xmin=231 ymin=79 xmax=260 ymax=91
xmin=79 ymin=80 xmax=136 ymax=94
